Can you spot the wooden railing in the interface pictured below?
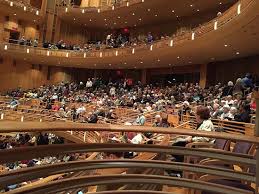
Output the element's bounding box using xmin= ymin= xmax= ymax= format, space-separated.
xmin=182 ymin=115 xmax=255 ymax=136
xmin=0 ymin=122 xmax=258 ymax=194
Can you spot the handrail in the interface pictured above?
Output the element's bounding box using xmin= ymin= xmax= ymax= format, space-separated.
xmin=4 ymin=174 xmax=253 ymax=194
xmin=0 ymin=160 xmax=254 ymax=188
xmin=0 ymin=0 xmax=255 ymax=61
xmin=62 ymin=0 xmax=144 ymax=11
xmin=0 ymin=143 xmax=254 ymax=165
xmin=0 ymin=122 xmax=258 ymax=143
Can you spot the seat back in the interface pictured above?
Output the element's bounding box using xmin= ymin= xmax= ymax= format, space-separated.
xmin=232 ymin=141 xmax=253 ymax=154
xmin=214 ymin=139 xmax=230 ymax=151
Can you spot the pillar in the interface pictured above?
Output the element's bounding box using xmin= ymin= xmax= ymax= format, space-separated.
xmin=141 ymin=69 xmax=147 ymax=85
xmin=199 ymin=64 xmax=207 ymax=89
xmin=40 ymin=0 xmax=48 ymax=17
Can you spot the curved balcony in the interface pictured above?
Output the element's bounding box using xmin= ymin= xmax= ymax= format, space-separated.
xmin=0 ymin=121 xmax=257 ymax=194
xmin=58 ymin=0 xmax=237 ymax=28
xmin=0 ymin=0 xmax=258 ymax=69
xmin=0 ymin=0 xmax=43 ymax=23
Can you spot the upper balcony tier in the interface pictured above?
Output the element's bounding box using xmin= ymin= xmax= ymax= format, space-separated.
xmin=0 ymin=0 xmax=258 ymax=69
xmin=58 ymin=0 xmax=237 ymax=29
xmin=0 ymin=0 xmax=43 ymax=23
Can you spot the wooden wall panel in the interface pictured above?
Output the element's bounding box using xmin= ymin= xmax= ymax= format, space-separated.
xmin=207 ymin=55 xmax=259 ymax=85
xmin=0 ymin=58 xmax=72 ymax=91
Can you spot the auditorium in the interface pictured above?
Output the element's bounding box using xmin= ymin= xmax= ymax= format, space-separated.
xmin=0 ymin=0 xmax=258 ymax=193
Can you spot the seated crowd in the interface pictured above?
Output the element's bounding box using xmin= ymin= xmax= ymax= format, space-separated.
xmin=3 ymin=73 xmax=257 ymax=125
xmin=10 ymin=32 xmax=160 ymax=52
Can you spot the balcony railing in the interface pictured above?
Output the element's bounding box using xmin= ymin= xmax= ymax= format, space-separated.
xmin=0 ymin=0 xmax=254 ymax=62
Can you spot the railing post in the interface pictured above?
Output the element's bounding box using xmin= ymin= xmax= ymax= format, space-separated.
xmin=252 ymin=91 xmax=259 ymax=194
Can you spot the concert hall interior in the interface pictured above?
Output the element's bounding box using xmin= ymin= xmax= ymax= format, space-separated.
xmin=0 ymin=0 xmax=259 ymax=194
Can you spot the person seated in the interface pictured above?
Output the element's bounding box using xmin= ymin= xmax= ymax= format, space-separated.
xmin=172 ymin=106 xmax=215 ymax=155
xmin=220 ymin=105 xmax=231 ymax=120
xmin=134 ymin=111 xmax=146 ymax=126
xmin=234 ymin=104 xmax=251 ymax=123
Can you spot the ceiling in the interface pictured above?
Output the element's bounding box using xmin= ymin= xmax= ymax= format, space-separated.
xmin=1 ymin=0 xmax=259 ymax=70
xmin=58 ymin=0 xmax=237 ymax=29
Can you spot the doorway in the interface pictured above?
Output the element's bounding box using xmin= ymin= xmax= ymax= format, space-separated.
xmin=9 ymin=30 xmax=20 ymax=44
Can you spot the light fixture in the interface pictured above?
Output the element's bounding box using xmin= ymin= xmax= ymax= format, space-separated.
xmin=237 ymin=4 xmax=241 ymax=15
xmin=66 ymin=53 xmax=69 ymax=57
xmin=191 ymin=32 xmax=195 ymax=40
xmin=169 ymin=64 xmax=172 ymax=66
xmin=36 ymin=10 xmax=39 ymax=15
xmin=148 ymin=9 xmax=151 ymax=11
xmin=197 ymin=9 xmax=199 ymax=12
xmin=150 ymin=45 xmax=153 ymax=51
xmin=157 ymin=59 xmax=160 ymax=62
xmin=4 ymin=45 xmax=7 ymax=50
xmin=82 ymin=9 xmax=85 ymax=13
xmin=84 ymin=53 xmax=86 ymax=58
xmin=24 ymin=6 xmax=27 ymax=11
xmin=170 ymin=40 xmax=173 ymax=47
xmin=177 ymin=56 xmax=180 ymax=59
xmin=142 ymin=0 xmax=144 ymax=2
xmin=132 ymin=48 xmax=135 ymax=54
xmin=115 ymin=50 xmax=118 ymax=56
xmin=140 ymin=61 xmax=143 ymax=64
xmin=127 ymin=2 xmax=129 ymax=6
xmin=172 ymin=10 xmax=175 ymax=13
xmin=100 ymin=52 xmax=103 ymax=57
xmin=155 ymin=14 xmax=158 ymax=17
xmin=14 ymin=13 xmax=16 ymax=16
xmin=224 ymin=44 xmax=228 ymax=47
xmin=65 ymin=7 xmax=68 ymax=12
xmin=190 ymin=4 xmax=193 ymax=7
xmin=47 ymin=51 xmax=50 ymax=56
xmin=132 ymin=13 xmax=135 ymax=15
xmin=10 ymin=1 xmax=13 ymax=6
xmin=73 ymin=18 xmax=76 ymax=21
xmin=112 ymin=5 xmax=114 ymax=10
xmin=89 ymin=19 xmax=92 ymax=21
xmin=109 ymin=64 xmax=111 ymax=66
xmin=26 ymin=48 xmax=29 ymax=53
xmin=236 ymin=51 xmax=240 ymax=55
xmin=214 ymin=21 xmax=218 ymax=30
xmin=98 ymin=9 xmax=100 ymax=13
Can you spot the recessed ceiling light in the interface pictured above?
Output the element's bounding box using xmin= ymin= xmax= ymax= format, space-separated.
xmin=157 ymin=59 xmax=160 ymax=62
xmin=132 ymin=13 xmax=135 ymax=15
xmin=14 ymin=13 xmax=16 ymax=15
xmin=190 ymin=4 xmax=193 ymax=7
xmin=177 ymin=56 xmax=180 ymax=59
xmin=89 ymin=19 xmax=92 ymax=21
xmin=104 ymin=18 xmax=106 ymax=21
xmin=139 ymin=18 xmax=142 ymax=21
xmin=236 ymin=52 xmax=240 ymax=55
xmin=224 ymin=44 xmax=228 ymax=47
xmin=155 ymin=14 xmax=158 ymax=17
xmin=219 ymin=2 xmax=222 ymax=5
xmin=140 ymin=61 xmax=143 ymax=64
xmin=172 ymin=10 xmax=175 ymax=13
xmin=109 ymin=64 xmax=111 ymax=66
xmin=124 ymin=62 xmax=127 ymax=65
xmin=147 ymin=9 xmax=150 ymax=11
xmin=118 ymin=16 xmax=120 ymax=18
xmin=197 ymin=9 xmax=200 ymax=12
xmin=125 ymin=21 xmax=128 ymax=23
xmin=169 ymin=64 xmax=172 ymax=66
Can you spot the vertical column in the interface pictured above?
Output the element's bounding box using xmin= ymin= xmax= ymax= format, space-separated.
xmin=53 ymin=17 xmax=61 ymax=42
xmin=253 ymin=91 xmax=259 ymax=194
xmin=44 ymin=13 xmax=55 ymax=42
xmin=199 ymin=64 xmax=207 ymax=89
xmin=40 ymin=0 xmax=48 ymax=17
xmin=141 ymin=69 xmax=147 ymax=85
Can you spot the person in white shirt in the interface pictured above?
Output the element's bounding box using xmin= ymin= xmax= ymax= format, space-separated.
xmin=76 ymin=104 xmax=86 ymax=115
xmin=220 ymin=105 xmax=231 ymax=120
xmin=86 ymin=78 xmax=93 ymax=88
